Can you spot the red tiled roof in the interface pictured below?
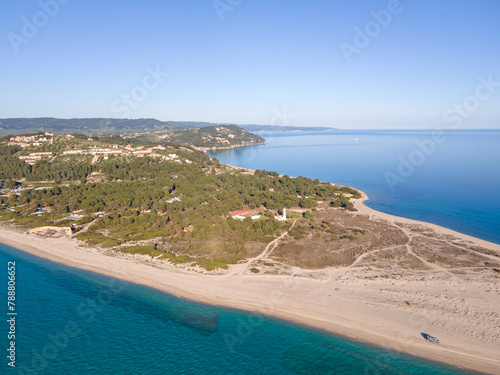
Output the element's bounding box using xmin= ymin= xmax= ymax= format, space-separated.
xmin=230 ymin=210 xmax=251 ymax=216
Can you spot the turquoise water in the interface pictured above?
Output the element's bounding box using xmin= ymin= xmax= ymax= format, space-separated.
xmin=0 ymin=243 xmax=475 ymax=374
xmin=208 ymin=130 xmax=500 ymax=244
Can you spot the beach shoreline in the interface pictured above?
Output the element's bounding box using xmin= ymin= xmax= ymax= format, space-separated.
xmin=1 ymin=187 xmax=499 ymax=374
xmin=352 ymin=189 xmax=500 ymax=249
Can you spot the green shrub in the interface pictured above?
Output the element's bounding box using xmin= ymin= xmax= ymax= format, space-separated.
xmin=101 ymin=238 xmax=124 ymax=248
xmin=120 ymin=245 xmax=156 ymax=254
xmin=75 ymin=231 xmax=108 ymax=245
xmin=195 ymin=258 xmax=228 ymax=271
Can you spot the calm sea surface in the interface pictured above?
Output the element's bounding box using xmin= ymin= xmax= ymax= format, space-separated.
xmin=0 ymin=244 xmax=475 ymax=374
xmin=208 ymin=130 xmax=500 ymax=244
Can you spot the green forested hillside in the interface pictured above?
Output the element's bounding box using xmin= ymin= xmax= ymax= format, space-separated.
xmin=0 ymin=118 xmax=175 ymax=135
xmin=0 ymin=119 xmax=264 ymax=149
xmin=138 ymin=125 xmax=264 ymax=148
xmin=0 ymin=134 xmax=359 ymax=270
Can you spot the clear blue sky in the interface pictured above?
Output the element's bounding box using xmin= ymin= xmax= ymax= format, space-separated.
xmin=1 ymin=0 xmax=499 ymax=129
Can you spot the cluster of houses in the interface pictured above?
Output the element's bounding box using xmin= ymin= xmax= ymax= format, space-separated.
xmin=6 ymin=133 xmax=198 ymax=166
xmin=18 ymin=152 xmax=53 ymax=165
xmin=13 ymin=144 xmax=195 ymax=166
xmin=6 ymin=132 xmax=76 ymax=148
xmin=63 ymin=144 xmax=162 ymax=157
xmin=8 ymin=134 xmax=52 ymax=148
xmin=2 ymin=184 xmax=52 ymax=196
xmin=61 ymin=144 xmax=193 ymax=163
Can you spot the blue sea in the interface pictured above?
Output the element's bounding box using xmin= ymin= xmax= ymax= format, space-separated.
xmin=0 ymin=244 xmax=476 ymax=375
xmin=2 ymin=129 xmax=497 ymax=374
xmin=208 ymin=130 xmax=500 ymax=245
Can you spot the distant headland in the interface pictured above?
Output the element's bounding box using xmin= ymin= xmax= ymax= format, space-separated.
xmin=0 ymin=118 xmax=337 ymax=137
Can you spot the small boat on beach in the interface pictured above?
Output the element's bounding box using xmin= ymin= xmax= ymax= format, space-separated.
xmin=421 ymin=332 xmax=440 ymax=343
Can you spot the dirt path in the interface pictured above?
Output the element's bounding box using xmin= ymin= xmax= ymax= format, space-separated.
xmin=71 ymin=218 xmax=98 ymax=238
xmin=228 ymin=219 xmax=298 ymax=276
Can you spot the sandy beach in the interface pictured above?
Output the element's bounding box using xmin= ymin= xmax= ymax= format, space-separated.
xmin=1 ymin=191 xmax=499 ymax=374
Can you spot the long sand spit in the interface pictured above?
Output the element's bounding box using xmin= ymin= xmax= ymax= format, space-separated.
xmin=1 ymin=189 xmax=499 ymax=374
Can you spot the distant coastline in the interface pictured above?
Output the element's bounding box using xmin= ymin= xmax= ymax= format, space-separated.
xmin=0 ymin=117 xmax=337 ymax=137
xmin=197 ymin=140 xmax=266 ymax=152
xmin=240 ymin=125 xmax=338 ymax=133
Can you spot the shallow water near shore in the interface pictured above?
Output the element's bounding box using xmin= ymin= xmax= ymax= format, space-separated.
xmin=1 ymin=243 xmax=476 ymax=374
xmin=208 ymin=130 xmax=500 ymax=244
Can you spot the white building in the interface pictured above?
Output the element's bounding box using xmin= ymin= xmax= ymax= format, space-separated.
xmin=166 ymin=197 xmax=181 ymax=203
xmin=275 ymin=207 xmax=287 ymax=221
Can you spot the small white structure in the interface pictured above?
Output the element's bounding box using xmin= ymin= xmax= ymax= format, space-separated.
xmin=275 ymin=207 xmax=287 ymax=221
xmin=166 ymin=197 xmax=181 ymax=203
xmin=251 ymin=215 xmax=261 ymax=220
